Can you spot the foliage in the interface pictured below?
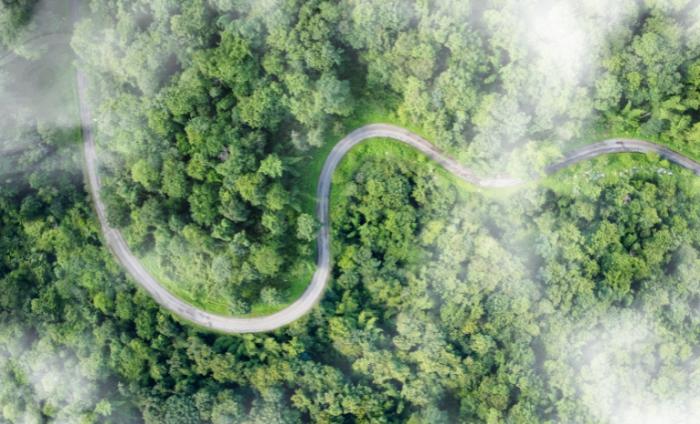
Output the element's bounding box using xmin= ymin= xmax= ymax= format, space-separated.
xmin=4 ymin=0 xmax=700 ymax=423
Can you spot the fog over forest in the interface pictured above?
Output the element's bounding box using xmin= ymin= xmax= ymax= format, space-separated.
xmin=2 ymin=0 xmax=700 ymax=422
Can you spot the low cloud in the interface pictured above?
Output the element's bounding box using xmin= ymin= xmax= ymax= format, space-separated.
xmin=0 ymin=325 xmax=105 ymax=423
xmin=549 ymin=309 xmax=700 ymax=423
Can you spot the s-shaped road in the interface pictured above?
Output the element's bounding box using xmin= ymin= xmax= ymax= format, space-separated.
xmin=76 ymin=72 xmax=700 ymax=333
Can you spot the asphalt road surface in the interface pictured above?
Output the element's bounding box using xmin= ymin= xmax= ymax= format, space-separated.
xmin=77 ymin=76 xmax=700 ymax=332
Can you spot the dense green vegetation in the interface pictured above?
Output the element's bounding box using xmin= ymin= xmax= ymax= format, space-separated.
xmin=3 ymin=0 xmax=700 ymax=422
xmin=68 ymin=0 xmax=700 ymax=313
xmin=71 ymin=0 xmax=361 ymax=313
xmin=328 ymin=141 xmax=700 ymax=423
xmin=4 ymin=132 xmax=700 ymax=422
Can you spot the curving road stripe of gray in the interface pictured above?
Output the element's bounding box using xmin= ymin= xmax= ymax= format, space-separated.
xmin=77 ymin=71 xmax=700 ymax=332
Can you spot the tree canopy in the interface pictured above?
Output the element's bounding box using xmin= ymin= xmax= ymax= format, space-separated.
xmin=3 ymin=0 xmax=700 ymax=422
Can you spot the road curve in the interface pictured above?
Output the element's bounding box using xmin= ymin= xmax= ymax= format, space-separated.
xmin=77 ymin=71 xmax=700 ymax=332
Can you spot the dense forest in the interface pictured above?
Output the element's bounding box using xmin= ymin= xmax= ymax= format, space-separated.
xmin=68 ymin=0 xmax=700 ymax=313
xmin=2 ymin=0 xmax=700 ymax=422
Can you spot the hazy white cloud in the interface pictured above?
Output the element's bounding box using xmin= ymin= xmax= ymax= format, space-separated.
xmin=526 ymin=2 xmax=587 ymax=83
xmin=521 ymin=0 xmax=638 ymax=86
xmin=0 ymin=326 xmax=103 ymax=423
xmin=553 ymin=310 xmax=700 ymax=424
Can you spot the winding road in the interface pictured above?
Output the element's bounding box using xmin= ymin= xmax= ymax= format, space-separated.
xmin=76 ymin=71 xmax=700 ymax=332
